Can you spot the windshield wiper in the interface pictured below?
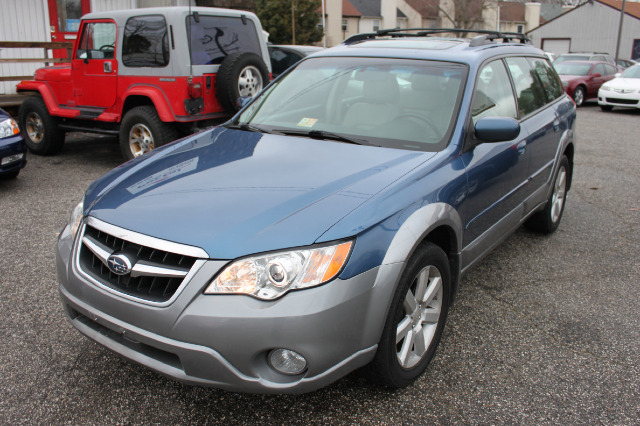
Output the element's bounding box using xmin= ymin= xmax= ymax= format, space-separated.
xmin=224 ymin=123 xmax=272 ymax=134
xmin=273 ymin=129 xmax=377 ymax=146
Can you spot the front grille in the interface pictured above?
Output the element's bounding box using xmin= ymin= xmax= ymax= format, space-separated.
xmin=605 ymin=97 xmax=639 ymax=105
xmin=77 ymin=224 xmax=199 ymax=303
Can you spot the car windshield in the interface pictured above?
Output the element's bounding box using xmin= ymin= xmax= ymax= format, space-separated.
xmin=621 ymin=65 xmax=640 ymax=78
xmin=235 ymin=57 xmax=467 ymax=152
xmin=554 ymin=62 xmax=592 ymax=76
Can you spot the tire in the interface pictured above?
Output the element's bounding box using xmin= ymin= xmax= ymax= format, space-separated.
xmin=119 ymin=106 xmax=179 ymax=160
xmin=366 ymin=242 xmax=451 ymax=388
xmin=600 ymin=105 xmax=613 ymax=112
xmin=215 ymin=52 xmax=270 ymax=113
xmin=572 ymin=86 xmax=586 ymax=107
xmin=525 ymin=155 xmax=570 ymax=234
xmin=18 ymin=97 xmax=65 ymax=155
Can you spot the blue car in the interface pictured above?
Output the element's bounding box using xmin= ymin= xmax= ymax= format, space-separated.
xmin=0 ymin=107 xmax=27 ymax=178
xmin=56 ymin=29 xmax=576 ymax=393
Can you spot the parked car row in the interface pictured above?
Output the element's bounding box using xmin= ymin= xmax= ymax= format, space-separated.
xmin=550 ymin=52 xmax=639 ymax=110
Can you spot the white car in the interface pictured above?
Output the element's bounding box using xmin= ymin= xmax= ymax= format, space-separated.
xmin=598 ymin=64 xmax=640 ymax=111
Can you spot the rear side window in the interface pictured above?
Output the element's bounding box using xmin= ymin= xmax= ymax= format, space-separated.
xmin=472 ymin=60 xmax=517 ymax=123
xmin=187 ymin=15 xmax=261 ymax=65
xmin=506 ymin=57 xmax=547 ymax=118
xmin=528 ymin=58 xmax=563 ymax=102
xmin=122 ymin=15 xmax=169 ymax=67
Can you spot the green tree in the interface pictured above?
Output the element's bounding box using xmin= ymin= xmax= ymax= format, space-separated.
xmin=256 ymin=0 xmax=323 ymax=45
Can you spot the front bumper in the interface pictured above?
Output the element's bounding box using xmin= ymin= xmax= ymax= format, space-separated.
xmin=56 ymin=223 xmax=403 ymax=393
xmin=0 ymin=134 xmax=27 ymax=175
xmin=598 ymin=89 xmax=640 ymax=108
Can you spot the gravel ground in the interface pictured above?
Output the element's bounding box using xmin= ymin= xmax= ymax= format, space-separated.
xmin=0 ymin=105 xmax=638 ymax=424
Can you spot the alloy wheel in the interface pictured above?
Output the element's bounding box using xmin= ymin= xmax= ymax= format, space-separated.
xmin=128 ymin=123 xmax=154 ymax=157
xmin=25 ymin=112 xmax=44 ymax=144
xmin=396 ymin=265 xmax=443 ymax=369
xmin=238 ymin=65 xmax=263 ymax=97
xmin=551 ymin=165 xmax=567 ymax=223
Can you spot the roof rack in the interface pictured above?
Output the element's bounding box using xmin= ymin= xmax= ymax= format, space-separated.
xmin=342 ymin=28 xmax=530 ymax=46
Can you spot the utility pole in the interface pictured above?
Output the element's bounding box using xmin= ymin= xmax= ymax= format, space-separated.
xmin=615 ymin=0 xmax=626 ymax=62
xmin=291 ymin=0 xmax=296 ymax=45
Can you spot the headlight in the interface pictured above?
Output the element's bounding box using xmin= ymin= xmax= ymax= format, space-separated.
xmin=205 ymin=241 xmax=353 ymax=300
xmin=0 ymin=118 xmax=20 ymax=138
xmin=601 ymin=84 xmax=610 ymax=91
xmin=69 ymin=201 xmax=84 ymax=241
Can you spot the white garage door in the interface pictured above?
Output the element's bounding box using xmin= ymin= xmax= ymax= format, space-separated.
xmin=542 ymin=39 xmax=571 ymax=54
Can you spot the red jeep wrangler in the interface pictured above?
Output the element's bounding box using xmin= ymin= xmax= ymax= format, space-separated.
xmin=17 ymin=7 xmax=271 ymax=159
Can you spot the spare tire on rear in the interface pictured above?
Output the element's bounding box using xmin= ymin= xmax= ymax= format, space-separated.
xmin=215 ymin=52 xmax=270 ymax=113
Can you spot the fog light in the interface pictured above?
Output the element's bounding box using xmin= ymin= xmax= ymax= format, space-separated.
xmin=268 ymin=349 xmax=307 ymax=375
xmin=1 ymin=153 xmax=24 ymax=166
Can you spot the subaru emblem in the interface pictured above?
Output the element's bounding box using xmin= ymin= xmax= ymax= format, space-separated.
xmin=107 ymin=253 xmax=133 ymax=275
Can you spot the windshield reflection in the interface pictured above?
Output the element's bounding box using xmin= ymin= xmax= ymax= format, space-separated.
xmin=236 ymin=57 xmax=467 ymax=152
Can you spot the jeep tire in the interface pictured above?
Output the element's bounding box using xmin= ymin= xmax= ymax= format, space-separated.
xmin=119 ymin=106 xmax=179 ymax=160
xmin=19 ymin=97 xmax=65 ymax=155
xmin=215 ymin=52 xmax=270 ymax=113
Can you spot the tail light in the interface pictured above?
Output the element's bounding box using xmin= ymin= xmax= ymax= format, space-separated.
xmin=188 ymin=83 xmax=202 ymax=99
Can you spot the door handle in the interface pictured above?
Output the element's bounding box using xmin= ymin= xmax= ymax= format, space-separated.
xmin=104 ymin=62 xmax=112 ymax=73
xmin=517 ymin=141 xmax=526 ymax=155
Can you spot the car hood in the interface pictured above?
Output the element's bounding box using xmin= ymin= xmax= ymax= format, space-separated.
xmin=85 ymin=127 xmax=433 ymax=259
xmin=604 ymin=77 xmax=640 ymax=90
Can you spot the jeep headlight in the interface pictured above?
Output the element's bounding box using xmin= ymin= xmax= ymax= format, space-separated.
xmin=68 ymin=200 xmax=84 ymax=241
xmin=205 ymin=241 xmax=353 ymax=300
xmin=0 ymin=117 xmax=20 ymax=139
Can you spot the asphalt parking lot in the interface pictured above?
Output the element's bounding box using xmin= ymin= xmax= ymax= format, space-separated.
xmin=1 ymin=105 xmax=638 ymax=424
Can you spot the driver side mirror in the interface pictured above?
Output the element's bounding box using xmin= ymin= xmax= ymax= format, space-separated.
xmin=474 ymin=117 xmax=520 ymax=143
xmin=590 ymin=72 xmax=601 ymax=79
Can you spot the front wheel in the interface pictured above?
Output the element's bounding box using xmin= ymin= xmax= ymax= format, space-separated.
xmin=18 ymin=97 xmax=65 ymax=155
xmin=366 ymin=243 xmax=451 ymax=388
xmin=525 ymin=155 xmax=570 ymax=234
xmin=573 ymin=86 xmax=586 ymax=107
xmin=119 ymin=106 xmax=178 ymax=160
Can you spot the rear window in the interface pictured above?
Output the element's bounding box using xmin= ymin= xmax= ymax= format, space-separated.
xmin=187 ymin=15 xmax=261 ymax=65
xmin=122 ymin=15 xmax=169 ymax=67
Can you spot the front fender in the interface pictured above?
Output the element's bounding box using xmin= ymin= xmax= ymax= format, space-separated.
xmin=16 ymin=81 xmax=65 ymax=116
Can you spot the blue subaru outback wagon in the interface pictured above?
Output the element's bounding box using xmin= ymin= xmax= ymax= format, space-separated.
xmin=56 ymin=29 xmax=575 ymax=393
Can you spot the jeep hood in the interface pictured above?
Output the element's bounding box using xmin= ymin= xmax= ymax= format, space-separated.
xmin=85 ymin=127 xmax=433 ymax=259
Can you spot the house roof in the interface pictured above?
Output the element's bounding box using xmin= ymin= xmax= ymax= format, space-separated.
xmin=598 ymin=0 xmax=640 ymax=20
xmin=499 ymin=2 xmax=525 ymax=23
xmin=404 ymin=0 xmax=439 ymax=19
xmin=349 ymin=0 xmax=381 ymax=18
xmin=528 ymin=0 xmax=640 ymax=33
xmin=343 ymin=0 xmax=362 ymax=17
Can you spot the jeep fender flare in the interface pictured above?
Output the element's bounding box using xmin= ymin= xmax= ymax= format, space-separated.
xmin=16 ymin=81 xmax=66 ymax=116
xmin=121 ymin=85 xmax=176 ymax=122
